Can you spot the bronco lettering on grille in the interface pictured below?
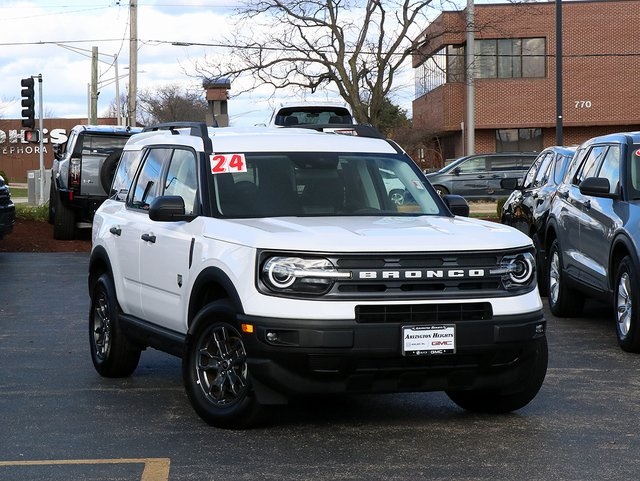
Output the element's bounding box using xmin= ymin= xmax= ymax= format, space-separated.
xmin=356 ymin=269 xmax=486 ymax=280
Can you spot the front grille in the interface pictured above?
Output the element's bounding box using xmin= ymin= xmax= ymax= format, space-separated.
xmin=355 ymin=302 xmax=492 ymax=323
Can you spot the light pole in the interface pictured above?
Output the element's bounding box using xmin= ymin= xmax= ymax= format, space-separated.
xmin=556 ymin=0 xmax=563 ymax=145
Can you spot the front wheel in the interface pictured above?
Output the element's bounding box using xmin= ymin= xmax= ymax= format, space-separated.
xmin=614 ymin=256 xmax=640 ymax=352
xmin=89 ymin=273 xmax=141 ymax=377
xmin=547 ymin=239 xmax=584 ymax=317
xmin=446 ymin=337 xmax=548 ymax=413
xmin=388 ymin=189 xmax=405 ymax=206
xmin=183 ymin=301 xmax=260 ymax=429
xmin=433 ymin=185 xmax=449 ymax=197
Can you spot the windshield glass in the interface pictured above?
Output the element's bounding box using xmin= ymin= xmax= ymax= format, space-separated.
xmin=211 ymin=152 xmax=444 ymax=217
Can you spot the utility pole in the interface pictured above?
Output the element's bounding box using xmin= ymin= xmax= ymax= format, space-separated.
xmin=128 ymin=0 xmax=138 ymax=126
xmin=465 ymin=0 xmax=475 ymax=156
xmin=90 ymin=46 xmax=98 ymax=124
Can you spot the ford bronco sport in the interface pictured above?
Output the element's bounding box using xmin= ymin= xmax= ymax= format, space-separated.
xmin=88 ymin=122 xmax=547 ymax=428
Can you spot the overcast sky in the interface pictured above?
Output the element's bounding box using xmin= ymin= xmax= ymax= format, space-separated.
xmin=0 ymin=0 xmax=497 ymax=127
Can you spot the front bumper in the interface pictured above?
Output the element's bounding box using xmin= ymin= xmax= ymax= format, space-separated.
xmin=238 ymin=310 xmax=546 ymax=402
xmin=0 ymin=203 xmax=15 ymax=239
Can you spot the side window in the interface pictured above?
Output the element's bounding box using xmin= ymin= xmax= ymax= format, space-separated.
xmin=111 ymin=150 xmax=143 ymax=201
xmin=522 ymin=156 xmax=542 ymax=189
xmin=597 ymin=144 xmax=621 ymax=194
xmin=163 ymin=149 xmax=198 ymax=215
xmin=535 ymin=153 xmax=554 ymax=185
xmin=129 ymin=148 xmax=172 ymax=210
xmin=460 ymin=157 xmax=486 ymax=174
xmin=574 ymin=146 xmax=607 ymax=185
xmin=491 ymin=157 xmax=519 ymax=172
xmin=554 ymin=154 xmax=572 ymax=184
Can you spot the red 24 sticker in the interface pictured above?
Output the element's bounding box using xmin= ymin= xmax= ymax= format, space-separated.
xmin=210 ymin=153 xmax=247 ymax=174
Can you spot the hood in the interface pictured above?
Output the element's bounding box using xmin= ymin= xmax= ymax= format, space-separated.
xmin=204 ymin=215 xmax=532 ymax=253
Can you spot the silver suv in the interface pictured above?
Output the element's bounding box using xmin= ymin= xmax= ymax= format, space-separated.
xmin=49 ymin=125 xmax=141 ymax=239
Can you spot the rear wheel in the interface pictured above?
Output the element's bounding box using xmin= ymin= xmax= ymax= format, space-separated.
xmin=53 ymin=192 xmax=76 ymax=240
xmin=183 ymin=301 xmax=260 ymax=429
xmin=89 ymin=274 xmax=141 ymax=377
xmin=388 ymin=189 xmax=405 ymax=206
xmin=446 ymin=337 xmax=548 ymax=413
xmin=547 ymin=239 xmax=584 ymax=317
xmin=614 ymin=256 xmax=640 ymax=352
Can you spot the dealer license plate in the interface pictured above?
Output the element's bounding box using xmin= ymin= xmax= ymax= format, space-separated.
xmin=402 ymin=324 xmax=456 ymax=356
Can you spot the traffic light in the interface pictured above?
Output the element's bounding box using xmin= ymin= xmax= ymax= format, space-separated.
xmin=24 ymin=129 xmax=39 ymax=143
xmin=21 ymin=77 xmax=35 ymax=129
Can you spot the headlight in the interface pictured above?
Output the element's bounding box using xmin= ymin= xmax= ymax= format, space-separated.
xmin=490 ymin=252 xmax=535 ymax=290
xmin=261 ymin=256 xmax=350 ymax=295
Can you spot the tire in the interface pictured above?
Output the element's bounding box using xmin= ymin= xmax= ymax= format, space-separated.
xmin=89 ymin=273 xmax=141 ymax=377
xmin=183 ymin=301 xmax=260 ymax=429
xmin=100 ymin=149 xmax=122 ymax=193
xmin=53 ymin=192 xmax=76 ymax=240
xmin=532 ymin=233 xmax=548 ymax=297
xmin=48 ymin=181 xmax=55 ymax=224
xmin=547 ymin=239 xmax=584 ymax=317
xmin=614 ymin=256 xmax=640 ymax=352
xmin=388 ymin=189 xmax=405 ymax=206
xmin=446 ymin=337 xmax=548 ymax=413
xmin=434 ymin=185 xmax=449 ymax=196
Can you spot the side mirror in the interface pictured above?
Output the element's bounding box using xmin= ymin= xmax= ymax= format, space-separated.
xmin=453 ymin=167 xmax=461 ymax=176
xmin=442 ymin=194 xmax=470 ymax=217
xmin=579 ymin=177 xmax=616 ymax=198
xmin=149 ymin=195 xmax=192 ymax=222
xmin=500 ymin=178 xmax=519 ymax=190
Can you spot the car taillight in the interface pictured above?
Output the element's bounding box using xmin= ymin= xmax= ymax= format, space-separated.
xmin=69 ymin=157 xmax=81 ymax=193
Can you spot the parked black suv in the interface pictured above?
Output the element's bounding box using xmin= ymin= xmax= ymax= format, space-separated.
xmin=49 ymin=125 xmax=141 ymax=239
xmin=0 ymin=174 xmax=15 ymax=239
xmin=545 ymin=132 xmax=640 ymax=352
xmin=501 ymin=146 xmax=576 ymax=294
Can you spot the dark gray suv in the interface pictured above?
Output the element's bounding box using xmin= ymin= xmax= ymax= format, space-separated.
xmin=545 ymin=132 xmax=640 ymax=352
xmin=427 ymin=152 xmax=537 ymax=200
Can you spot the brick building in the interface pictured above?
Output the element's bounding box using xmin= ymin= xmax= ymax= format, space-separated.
xmin=0 ymin=118 xmax=118 ymax=183
xmin=412 ymin=0 xmax=640 ymax=169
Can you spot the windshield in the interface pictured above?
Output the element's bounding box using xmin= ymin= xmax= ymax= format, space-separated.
xmin=211 ymin=152 xmax=445 ymax=217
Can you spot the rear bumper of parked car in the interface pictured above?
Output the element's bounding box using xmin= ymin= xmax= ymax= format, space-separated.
xmin=239 ymin=310 xmax=546 ymax=402
xmin=58 ymin=188 xmax=107 ymax=223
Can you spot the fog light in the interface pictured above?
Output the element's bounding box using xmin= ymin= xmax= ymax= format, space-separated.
xmin=266 ymin=331 xmax=279 ymax=342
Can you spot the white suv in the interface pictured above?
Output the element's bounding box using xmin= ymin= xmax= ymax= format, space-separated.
xmin=88 ymin=122 xmax=547 ymax=428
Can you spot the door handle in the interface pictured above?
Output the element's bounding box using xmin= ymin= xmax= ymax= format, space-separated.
xmin=109 ymin=226 xmax=122 ymax=236
xmin=141 ymin=233 xmax=156 ymax=243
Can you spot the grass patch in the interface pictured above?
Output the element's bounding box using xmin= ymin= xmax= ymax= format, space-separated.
xmin=15 ymin=203 xmax=49 ymax=222
xmin=10 ymin=187 xmax=28 ymax=197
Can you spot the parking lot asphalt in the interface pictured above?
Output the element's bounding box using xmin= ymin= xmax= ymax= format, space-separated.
xmin=2 ymin=252 xmax=640 ymax=480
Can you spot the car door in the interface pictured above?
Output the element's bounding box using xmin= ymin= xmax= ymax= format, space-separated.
xmin=578 ymin=143 xmax=622 ymax=291
xmin=136 ymin=147 xmax=200 ymax=333
xmin=451 ymin=156 xmax=488 ymax=197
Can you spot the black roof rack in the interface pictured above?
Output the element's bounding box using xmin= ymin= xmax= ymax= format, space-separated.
xmin=142 ymin=122 xmax=213 ymax=154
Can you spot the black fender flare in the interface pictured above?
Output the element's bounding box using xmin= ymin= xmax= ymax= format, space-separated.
xmin=187 ymin=266 xmax=245 ymax=330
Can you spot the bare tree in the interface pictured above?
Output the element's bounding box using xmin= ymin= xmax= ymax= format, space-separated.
xmin=193 ymin=0 xmax=446 ymax=129
xmin=137 ymin=84 xmax=208 ymax=125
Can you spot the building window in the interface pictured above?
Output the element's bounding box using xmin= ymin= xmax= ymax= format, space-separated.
xmin=415 ymin=45 xmax=465 ymax=97
xmin=476 ymin=38 xmax=545 ymax=79
xmin=496 ymin=128 xmax=542 ymax=152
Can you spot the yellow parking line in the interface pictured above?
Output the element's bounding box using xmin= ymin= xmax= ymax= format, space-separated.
xmin=0 ymin=458 xmax=170 ymax=481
